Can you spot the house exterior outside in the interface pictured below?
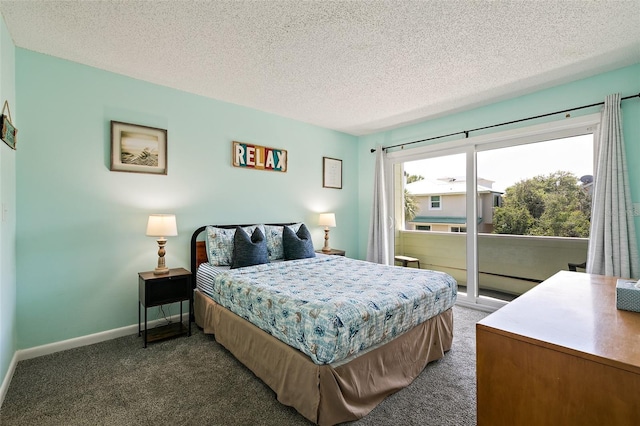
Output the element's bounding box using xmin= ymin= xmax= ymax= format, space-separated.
xmin=405 ymin=177 xmax=502 ymax=233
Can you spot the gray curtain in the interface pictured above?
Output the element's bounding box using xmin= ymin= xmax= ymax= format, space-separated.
xmin=586 ymin=93 xmax=639 ymax=279
xmin=366 ymin=146 xmax=390 ymax=264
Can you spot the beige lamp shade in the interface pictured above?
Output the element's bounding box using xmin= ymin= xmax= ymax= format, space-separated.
xmin=318 ymin=213 xmax=336 ymax=228
xmin=146 ymin=214 xmax=177 ymax=274
xmin=146 ymin=214 xmax=178 ymax=237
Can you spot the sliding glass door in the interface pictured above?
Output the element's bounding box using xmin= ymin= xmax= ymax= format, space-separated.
xmin=388 ymin=114 xmax=599 ymax=309
xmin=394 ymin=153 xmax=468 ymax=298
xmin=476 ymin=134 xmax=593 ymax=302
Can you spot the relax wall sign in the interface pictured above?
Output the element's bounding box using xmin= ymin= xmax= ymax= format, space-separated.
xmin=232 ymin=141 xmax=287 ymax=172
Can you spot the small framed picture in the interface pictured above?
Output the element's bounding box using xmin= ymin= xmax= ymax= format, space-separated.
xmin=1 ymin=101 xmax=17 ymax=150
xmin=323 ymin=157 xmax=342 ymax=189
xmin=110 ymin=121 xmax=167 ymax=175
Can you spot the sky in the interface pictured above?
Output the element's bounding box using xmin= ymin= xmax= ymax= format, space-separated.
xmin=403 ymin=134 xmax=594 ymax=192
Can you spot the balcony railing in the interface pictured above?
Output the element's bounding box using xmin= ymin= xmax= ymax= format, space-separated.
xmin=396 ymin=230 xmax=588 ymax=298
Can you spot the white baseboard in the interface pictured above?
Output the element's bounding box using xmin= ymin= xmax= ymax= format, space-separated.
xmin=0 ymin=351 xmax=18 ymax=409
xmin=17 ymin=312 xmax=190 ymax=361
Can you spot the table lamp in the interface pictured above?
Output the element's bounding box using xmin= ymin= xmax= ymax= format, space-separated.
xmin=146 ymin=214 xmax=178 ymax=274
xmin=318 ymin=213 xmax=336 ymax=253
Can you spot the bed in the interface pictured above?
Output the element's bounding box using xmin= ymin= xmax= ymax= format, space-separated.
xmin=190 ymin=223 xmax=457 ymax=425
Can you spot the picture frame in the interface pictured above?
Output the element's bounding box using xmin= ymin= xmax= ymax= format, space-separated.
xmin=323 ymin=157 xmax=342 ymax=189
xmin=1 ymin=101 xmax=17 ymax=150
xmin=110 ymin=121 xmax=167 ymax=175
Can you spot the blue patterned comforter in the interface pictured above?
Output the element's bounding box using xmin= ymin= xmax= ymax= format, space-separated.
xmin=204 ymin=255 xmax=457 ymax=364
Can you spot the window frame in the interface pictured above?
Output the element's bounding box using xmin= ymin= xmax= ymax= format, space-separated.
xmin=386 ymin=113 xmax=600 ymax=311
xmin=429 ymin=195 xmax=442 ymax=210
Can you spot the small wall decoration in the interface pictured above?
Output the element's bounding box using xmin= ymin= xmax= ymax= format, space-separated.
xmin=110 ymin=121 xmax=167 ymax=175
xmin=323 ymin=157 xmax=342 ymax=189
xmin=232 ymin=141 xmax=287 ymax=172
xmin=1 ymin=101 xmax=17 ymax=150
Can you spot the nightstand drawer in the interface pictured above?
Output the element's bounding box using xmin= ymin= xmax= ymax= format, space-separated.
xmin=138 ymin=268 xmax=191 ymax=307
xmin=140 ymin=277 xmax=190 ymax=306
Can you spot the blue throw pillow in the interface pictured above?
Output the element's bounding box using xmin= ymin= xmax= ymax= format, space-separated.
xmin=283 ymin=223 xmax=316 ymax=260
xmin=231 ymin=226 xmax=269 ymax=269
xmin=265 ymin=223 xmax=302 ymax=261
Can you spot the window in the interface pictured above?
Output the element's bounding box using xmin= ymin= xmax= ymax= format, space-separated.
xmin=478 ymin=135 xmax=593 ymax=239
xmin=397 ymin=152 xmax=467 ymax=298
xmin=429 ymin=195 xmax=441 ymax=210
xmin=390 ymin=113 xmax=599 ymax=310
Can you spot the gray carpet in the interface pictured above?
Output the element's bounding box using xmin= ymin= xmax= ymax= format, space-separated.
xmin=0 ymin=306 xmax=488 ymax=425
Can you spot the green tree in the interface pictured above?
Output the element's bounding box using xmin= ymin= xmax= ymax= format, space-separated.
xmin=493 ymin=205 xmax=534 ymax=235
xmin=493 ymin=171 xmax=591 ymax=237
xmin=404 ymin=173 xmax=423 ymax=221
xmin=404 ymin=189 xmax=420 ymax=221
xmin=405 ymin=173 xmax=423 ymax=184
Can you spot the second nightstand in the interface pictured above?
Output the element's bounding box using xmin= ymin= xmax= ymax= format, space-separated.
xmin=138 ymin=267 xmax=192 ymax=348
xmin=316 ymin=249 xmax=345 ymax=256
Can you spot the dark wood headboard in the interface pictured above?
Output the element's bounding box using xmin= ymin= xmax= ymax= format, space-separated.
xmin=190 ymin=223 xmax=297 ymax=289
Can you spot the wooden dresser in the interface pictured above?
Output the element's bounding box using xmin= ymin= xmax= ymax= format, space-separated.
xmin=476 ymin=271 xmax=640 ymax=425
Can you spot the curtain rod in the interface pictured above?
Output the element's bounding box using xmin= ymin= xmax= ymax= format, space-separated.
xmin=370 ymin=92 xmax=640 ymax=153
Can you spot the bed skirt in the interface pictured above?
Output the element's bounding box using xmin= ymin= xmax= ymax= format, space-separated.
xmin=194 ymin=289 xmax=453 ymax=425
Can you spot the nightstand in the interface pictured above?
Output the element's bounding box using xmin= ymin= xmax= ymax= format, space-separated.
xmin=138 ymin=267 xmax=192 ymax=348
xmin=316 ymin=249 xmax=345 ymax=256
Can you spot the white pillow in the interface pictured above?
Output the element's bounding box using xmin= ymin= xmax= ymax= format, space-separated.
xmin=206 ymin=224 xmax=265 ymax=266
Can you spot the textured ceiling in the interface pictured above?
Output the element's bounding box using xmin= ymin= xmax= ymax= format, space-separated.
xmin=0 ymin=1 xmax=639 ymax=135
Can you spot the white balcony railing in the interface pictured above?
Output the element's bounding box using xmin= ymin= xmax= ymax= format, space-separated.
xmin=396 ymin=230 xmax=588 ymax=297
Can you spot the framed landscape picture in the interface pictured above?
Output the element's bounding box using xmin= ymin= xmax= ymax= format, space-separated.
xmin=110 ymin=121 xmax=167 ymax=175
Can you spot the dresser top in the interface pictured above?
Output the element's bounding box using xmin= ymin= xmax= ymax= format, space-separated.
xmin=477 ymin=271 xmax=640 ymax=373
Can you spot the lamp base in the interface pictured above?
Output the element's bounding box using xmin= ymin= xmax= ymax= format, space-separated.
xmin=154 ymin=238 xmax=169 ymax=275
xmin=322 ymin=228 xmax=331 ymax=252
xmin=154 ymin=267 xmax=170 ymax=275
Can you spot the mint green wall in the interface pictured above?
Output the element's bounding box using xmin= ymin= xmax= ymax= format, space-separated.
xmin=15 ymin=49 xmax=358 ymax=349
xmin=358 ymin=63 xmax=640 ymax=261
xmin=0 ymin=18 xmax=16 ymax=392
xmin=9 ymin=46 xmax=640 ymax=351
